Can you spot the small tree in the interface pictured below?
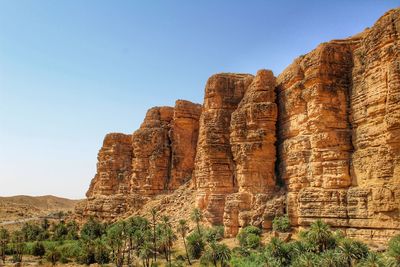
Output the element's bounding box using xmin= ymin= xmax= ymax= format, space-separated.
xmin=41 ymin=218 xmax=50 ymax=231
xmin=200 ymin=241 xmax=231 ymax=267
xmin=80 ymin=216 xmax=105 ymax=240
xmin=46 ymin=246 xmax=61 ymax=266
xmin=191 ymin=208 xmax=203 ymax=235
xmin=94 ymin=239 xmax=110 ymax=264
xmin=272 ymin=215 xmax=291 ymax=233
xmin=0 ymin=228 xmax=9 ymax=264
xmin=11 ymin=230 xmax=25 ymax=263
xmin=178 ymin=219 xmax=191 ymax=265
xmin=388 ymin=235 xmax=400 ymax=266
xmin=32 ymin=241 xmax=46 ymax=258
xmin=237 ymin=226 xmax=262 ymax=249
xmin=52 ymin=221 xmax=68 ymax=240
xmin=305 ymin=219 xmax=333 ymax=253
xmin=150 ymin=208 xmax=158 ymax=264
xmin=187 ymin=231 xmax=205 ymax=259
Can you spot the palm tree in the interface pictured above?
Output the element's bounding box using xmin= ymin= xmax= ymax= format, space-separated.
xmin=338 ymin=239 xmax=369 ymax=267
xmin=319 ymin=249 xmax=345 ymax=267
xmin=358 ymin=252 xmax=386 ymax=267
xmin=106 ymin=222 xmax=125 ymax=267
xmin=216 ymin=242 xmax=231 ymax=266
xmin=178 ymin=219 xmax=191 ymax=265
xmin=0 ymin=228 xmax=9 ymax=264
xmin=388 ymin=235 xmax=400 ymax=266
xmin=159 ymin=215 xmax=176 ymax=264
xmin=306 ymin=219 xmax=333 ymax=253
xmin=200 ymin=241 xmax=231 ymax=267
xmin=266 ymin=237 xmax=289 ymax=265
xmin=291 ymin=252 xmax=319 ymax=267
xmin=11 ymin=230 xmax=25 ymax=263
xmin=150 ymin=208 xmax=157 ymax=263
xmin=191 ymin=208 xmax=203 ymax=235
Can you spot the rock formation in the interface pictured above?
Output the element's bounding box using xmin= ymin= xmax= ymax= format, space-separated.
xmin=76 ymin=100 xmax=202 ymax=220
xmin=277 ymin=8 xmax=400 ymax=243
xmin=77 ymin=8 xmax=400 ymax=244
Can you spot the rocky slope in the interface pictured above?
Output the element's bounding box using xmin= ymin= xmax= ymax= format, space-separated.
xmin=76 ymin=8 xmax=400 ymax=244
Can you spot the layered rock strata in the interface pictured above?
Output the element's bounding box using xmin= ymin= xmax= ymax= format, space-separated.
xmin=277 ymin=8 xmax=400 ymax=243
xmin=76 ymin=100 xmax=201 ymax=220
xmin=78 ymin=8 xmax=400 ymax=243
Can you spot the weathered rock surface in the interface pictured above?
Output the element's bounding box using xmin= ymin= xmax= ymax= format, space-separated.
xmin=277 ymin=8 xmax=400 ymax=243
xmin=76 ymin=100 xmax=201 ymax=220
xmin=77 ymin=8 xmax=400 ymax=244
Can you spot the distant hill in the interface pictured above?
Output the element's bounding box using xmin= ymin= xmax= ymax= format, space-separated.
xmin=0 ymin=195 xmax=80 ymax=224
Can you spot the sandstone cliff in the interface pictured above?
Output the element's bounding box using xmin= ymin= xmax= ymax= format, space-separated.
xmin=77 ymin=8 xmax=400 ymax=244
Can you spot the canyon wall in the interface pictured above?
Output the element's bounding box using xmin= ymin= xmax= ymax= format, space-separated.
xmin=77 ymin=8 xmax=400 ymax=243
xmin=76 ymin=100 xmax=201 ymax=220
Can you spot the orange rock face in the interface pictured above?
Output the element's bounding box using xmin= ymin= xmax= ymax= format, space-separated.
xmin=77 ymin=100 xmax=201 ymax=220
xmin=277 ymin=8 xmax=400 ymax=243
xmin=78 ymin=8 xmax=400 ymax=243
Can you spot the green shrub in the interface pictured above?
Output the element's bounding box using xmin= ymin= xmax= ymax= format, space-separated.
xmin=45 ymin=246 xmax=61 ymax=265
xmin=31 ymin=241 xmax=46 ymax=257
xmin=57 ymin=241 xmax=81 ymax=259
xmin=272 ymin=215 xmax=291 ymax=233
xmin=237 ymin=226 xmax=262 ymax=249
xmin=94 ymin=240 xmax=110 ymax=264
xmin=205 ymin=225 xmax=224 ymax=243
xmin=187 ymin=231 xmax=205 ymax=259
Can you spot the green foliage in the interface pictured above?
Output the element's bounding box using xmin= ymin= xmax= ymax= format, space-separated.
xmin=357 ymin=252 xmax=387 ymax=267
xmin=0 ymin=228 xmax=9 ymax=263
xmin=204 ymin=225 xmax=224 ymax=243
xmin=291 ymin=251 xmax=320 ymax=267
xmin=319 ymin=249 xmax=346 ymax=267
xmin=80 ymin=216 xmax=105 ymax=240
xmin=387 ymin=234 xmax=400 ymax=265
xmin=200 ymin=241 xmax=231 ymax=267
xmin=94 ymin=239 xmax=110 ymax=264
xmin=191 ymin=208 xmax=203 ymax=235
xmin=237 ymin=226 xmax=262 ymax=249
xmin=272 ymin=215 xmax=291 ymax=233
xmin=52 ymin=221 xmax=68 ymax=241
xmin=57 ymin=241 xmax=81 ymax=259
xmin=77 ymin=242 xmax=96 ymax=265
xmin=10 ymin=230 xmax=25 ymax=263
xmin=230 ymin=251 xmax=281 ymax=267
xmin=21 ymin=223 xmax=43 ymax=242
xmin=265 ymin=237 xmax=290 ymax=265
xmin=337 ymin=238 xmax=369 ymax=266
xmin=45 ymin=245 xmax=61 ymax=265
xmin=31 ymin=241 xmax=46 ymax=257
xmin=187 ymin=231 xmax=205 ymax=259
xmin=301 ymin=219 xmax=335 ymax=253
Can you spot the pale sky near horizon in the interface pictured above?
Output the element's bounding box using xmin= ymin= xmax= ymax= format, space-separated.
xmin=0 ymin=1 xmax=398 ymax=199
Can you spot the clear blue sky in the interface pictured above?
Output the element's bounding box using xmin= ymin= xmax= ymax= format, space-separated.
xmin=0 ymin=1 xmax=398 ymax=199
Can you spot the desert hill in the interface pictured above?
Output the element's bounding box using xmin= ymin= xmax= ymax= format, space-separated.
xmin=0 ymin=195 xmax=79 ymax=225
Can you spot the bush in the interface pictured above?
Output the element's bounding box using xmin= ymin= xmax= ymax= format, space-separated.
xmin=205 ymin=226 xmax=224 ymax=243
xmin=52 ymin=222 xmax=68 ymax=241
xmin=77 ymin=243 xmax=96 ymax=265
xmin=45 ymin=246 xmax=61 ymax=265
xmin=80 ymin=217 xmax=105 ymax=240
xmin=31 ymin=241 xmax=46 ymax=257
xmin=272 ymin=215 xmax=291 ymax=233
xmin=94 ymin=240 xmax=110 ymax=264
xmin=21 ymin=223 xmax=44 ymax=242
xmin=237 ymin=226 xmax=262 ymax=249
xmin=57 ymin=241 xmax=81 ymax=260
xmin=187 ymin=231 xmax=205 ymax=259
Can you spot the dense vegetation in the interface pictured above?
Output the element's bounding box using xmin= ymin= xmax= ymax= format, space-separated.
xmin=0 ymin=212 xmax=399 ymax=266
